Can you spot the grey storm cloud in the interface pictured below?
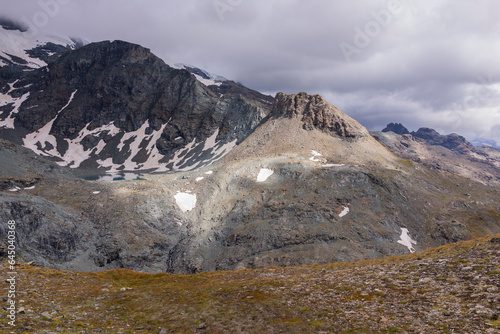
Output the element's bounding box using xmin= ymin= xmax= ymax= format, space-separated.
xmin=1 ymin=0 xmax=500 ymax=146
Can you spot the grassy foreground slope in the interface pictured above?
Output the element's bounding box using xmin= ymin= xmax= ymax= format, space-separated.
xmin=2 ymin=234 xmax=499 ymax=334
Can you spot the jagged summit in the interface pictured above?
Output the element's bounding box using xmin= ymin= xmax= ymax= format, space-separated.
xmin=412 ymin=127 xmax=473 ymax=152
xmin=381 ymin=122 xmax=473 ymax=152
xmin=272 ymin=92 xmax=369 ymax=140
xmin=382 ymin=122 xmax=410 ymax=135
xmin=219 ymin=91 xmax=398 ymax=171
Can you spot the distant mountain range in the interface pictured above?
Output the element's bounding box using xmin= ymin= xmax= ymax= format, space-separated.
xmin=0 ymin=23 xmax=499 ymax=274
xmin=374 ymin=122 xmax=500 ymax=187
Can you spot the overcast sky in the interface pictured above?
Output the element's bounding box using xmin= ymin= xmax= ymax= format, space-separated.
xmin=2 ymin=0 xmax=500 ymax=146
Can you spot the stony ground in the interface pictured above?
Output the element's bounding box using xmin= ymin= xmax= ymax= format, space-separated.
xmin=1 ymin=234 xmax=499 ymax=333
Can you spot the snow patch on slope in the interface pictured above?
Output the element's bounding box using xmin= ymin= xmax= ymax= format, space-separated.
xmin=23 ymin=90 xmax=77 ymax=157
xmin=309 ymin=150 xmax=345 ymax=168
xmin=0 ymin=92 xmax=30 ymax=129
xmin=323 ymin=163 xmax=345 ymax=168
xmin=257 ymin=168 xmax=274 ymax=182
xmin=94 ymin=126 xmax=236 ymax=175
xmin=174 ymin=192 xmax=197 ymax=212
xmin=165 ymin=128 xmax=237 ymax=172
xmin=58 ymin=122 xmax=121 ymax=168
xmin=339 ymin=206 xmax=350 ymax=217
xmin=310 ymin=150 xmax=324 ymax=162
xmin=194 ymin=75 xmax=223 ymax=87
xmin=397 ymin=228 xmax=417 ymax=253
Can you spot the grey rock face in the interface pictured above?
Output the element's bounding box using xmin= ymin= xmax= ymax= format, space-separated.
xmin=0 ymin=195 xmax=96 ymax=269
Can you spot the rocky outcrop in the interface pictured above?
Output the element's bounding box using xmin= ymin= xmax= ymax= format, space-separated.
xmin=271 ymin=92 xmax=369 ymax=140
xmin=0 ymin=195 xmax=96 ymax=265
xmin=382 ymin=122 xmax=410 ymax=135
xmin=380 ymin=123 xmax=475 ymax=153
xmin=411 ymin=127 xmax=474 ymax=152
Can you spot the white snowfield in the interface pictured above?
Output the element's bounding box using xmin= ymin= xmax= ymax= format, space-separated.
xmin=0 ymin=27 xmax=77 ymax=69
xmin=397 ymin=228 xmax=417 ymax=253
xmin=257 ymin=168 xmax=274 ymax=182
xmin=101 ymin=120 xmax=169 ymax=172
xmin=174 ymin=192 xmax=197 ymax=212
xmin=339 ymin=206 xmax=350 ymax=217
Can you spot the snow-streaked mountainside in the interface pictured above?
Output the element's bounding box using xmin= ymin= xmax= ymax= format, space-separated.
xmin=1 ymin=89 xmax=499 ymax=274
xmin=0 ymin=26 xmax=272 ymax=178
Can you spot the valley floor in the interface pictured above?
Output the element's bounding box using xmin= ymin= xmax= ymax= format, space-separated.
xmin=2 ymin=234 xmax=500 ymax=334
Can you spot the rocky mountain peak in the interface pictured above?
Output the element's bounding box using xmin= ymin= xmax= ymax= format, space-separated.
xmin=382 ymin=122 xmax=410 ymax=135
xmin=272 ymin=92 xmax=368 ymax=140
xmin=412 ymin=127 xmax=474 ymax=152
xmin=379 ymin=123 xmax=475 ymax=153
